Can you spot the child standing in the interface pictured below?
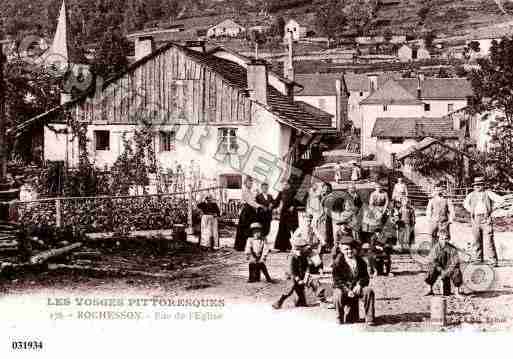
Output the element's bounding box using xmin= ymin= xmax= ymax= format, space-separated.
xmin=398 ymin=197 xmax=415 ymax=250
xmin=245 ymin=222 xmax=275 ymax=283
xmin=304 ymin=214 xmax=323 ymax=274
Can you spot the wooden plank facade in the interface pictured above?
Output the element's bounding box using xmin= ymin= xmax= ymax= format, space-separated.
xmin=71 ymin=46 xmax=253 ymax=126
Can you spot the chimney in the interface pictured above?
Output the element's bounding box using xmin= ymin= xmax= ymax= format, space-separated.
xmin=417 ymin=73 xmax=424 ymax=98
xmin=284 ymin=31 xmax=295 ymax=82
xmin=335 ymin=79 xmax=342 ymax=132
xmin=184 ymin=40 xmax=205 ymax=53
xmin=367 ymin=74 xmax=378 ymax=93
xmin=452 ymin=113 xmax=460 ymax=131
xmin=135 ymin=36 xmax=155 ymax=61
xmin=247 ymin=59 xmax=268 ymax=105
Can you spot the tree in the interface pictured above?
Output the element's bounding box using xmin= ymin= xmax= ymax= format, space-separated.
xmin=344 ymin=0 xmax=375 ymax=36
xmin=91 ymin=26 xmax=130 ymax=80
xmin=417 ymin=5 xmax=430 ymax=24
xmin=468 ymin=37 xmax=513 ymax=189
xmin=468 ymin=40 xmax=481 ymax=53
xmin=315 ymin=0 xmax=347 ymax=46
xmin=383 ymin=28 xmax=393 ymax=43
xmin=270 ymin=16 xmax=285 ymax=38
xmin=423 ymin=30 xmax=436 ymax=49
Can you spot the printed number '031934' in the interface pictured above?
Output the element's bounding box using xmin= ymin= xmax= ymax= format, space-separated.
xmin=12 ymin=341 xmax=43 ymax=350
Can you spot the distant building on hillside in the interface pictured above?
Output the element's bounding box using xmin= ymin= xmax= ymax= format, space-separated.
xmin=206 ymin=19 xmax=246 ymax=38
xmin=360 ymin=76 xmax=473 ymax=158
xmin=284 ymin=19 xmax=308 ymax=41
xmin=293 ymin=73 xmax=349 ymax=131
xmin=398 ymin=44 xmax=430 ymax=62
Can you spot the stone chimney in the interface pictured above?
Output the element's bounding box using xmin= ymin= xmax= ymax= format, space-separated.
xmin=284 ymin=31 xmax=295 ymax=82
xmin=135 ymin=36 xmax=155 ymax=61
xmin=367 ymin=74 xmax=378 ymax=93
xmin=247 ymin=59 xmax=268 ymax=105
xmin=417 ymin=73 xmax=424 ymax=98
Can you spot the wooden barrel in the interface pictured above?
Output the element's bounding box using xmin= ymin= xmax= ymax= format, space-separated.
xmin=430 ymin=296 xmax=447 ymax=326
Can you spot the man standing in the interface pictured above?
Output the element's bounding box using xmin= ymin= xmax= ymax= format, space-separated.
xmin=463 ymin=177 xmax=503 ymax=267
xmin=426 ymin=183 xmax=454 ymax=246
xmin=332 ymin=233 xmax=376 ymax=325
xmin=392 ymin=177 xmax=408 ymax=205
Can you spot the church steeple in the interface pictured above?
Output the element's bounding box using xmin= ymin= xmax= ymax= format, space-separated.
xmin=48 ymin=0 xmax=69 ymax=68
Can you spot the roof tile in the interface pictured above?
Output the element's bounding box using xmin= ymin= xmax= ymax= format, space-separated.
xmin=371 ymin=117 xmax=459 ymax=139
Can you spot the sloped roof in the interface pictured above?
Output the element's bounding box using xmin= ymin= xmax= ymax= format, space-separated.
xmin=209 ymin=19 xmax=245 ymax=30
xmin=396 ymin=78 xmax=473 ymax=99
xmin=16 ymin=43 xmax=334 ymax=135
xmin=294 ymin=74 xmax=342 ymax=96
xmin=360 ymin=79 xmax=423 ymax=105
xmin=294 ymin=101 xmax=333 ymax=120
xmin=371 ymin=117 xmax=459 ymax=139
xmin=397 ymin=137 xmax=472 ymax=161
xmin=343 ymin=73 xmax=395 ymax=93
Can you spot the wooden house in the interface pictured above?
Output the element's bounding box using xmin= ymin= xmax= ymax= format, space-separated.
xmin=26 ymin=42 xmax=335 ymax=192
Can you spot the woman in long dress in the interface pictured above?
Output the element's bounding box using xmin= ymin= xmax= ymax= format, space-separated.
xmin=255 ymin=182 xmax=274 ymax=238
xmin=313 ymin=182 xmax=335 ymax=251
xmin=234 ymin=177 xmax=260 ymax=251
xmin=273 ymin=180 xmax=300 ymax=252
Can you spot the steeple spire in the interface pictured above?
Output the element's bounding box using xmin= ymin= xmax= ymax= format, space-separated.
xmin=49 ymin=0 xmax=69 ymax=65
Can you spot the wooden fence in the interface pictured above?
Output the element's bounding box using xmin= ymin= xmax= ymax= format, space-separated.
xmin=12 ymin=186 xmax=243 ymax=235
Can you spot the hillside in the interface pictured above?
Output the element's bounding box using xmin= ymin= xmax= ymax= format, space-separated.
xmin=1 ymin=0 xmax=513 ymax=46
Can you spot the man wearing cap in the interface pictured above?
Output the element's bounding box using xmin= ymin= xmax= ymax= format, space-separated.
xmin=426 ymin=183 xmax=454 ymax=246
xmin=272 ymin=229 xmax=326 ymax=309
xmin=424 ymin=228 xmax=464 ymax=297
xmin=245 ymin=222 xmax=275 ymax=283
xmin=463 ymin=177 xmax=503 ymax=267
xmin=332 ymin=233 xmax=376 ymax=325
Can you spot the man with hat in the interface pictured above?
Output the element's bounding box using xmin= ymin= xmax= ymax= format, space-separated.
xmin=424 ymin=228 xmax=464 ymax=297
xmin=332 ymin=232 xmax=376 ymax=325
xmin=350 ymin=160 xmax=362 ymax=182
xmin=426 ymin=182 xmax=454 ymax=246
xmin=463 ymin=177 xmax=503 ymax=267
xmin=272 ymin=229 xmax=326 ymax=309
xmin=245 ymin=222 xmax=275 ymax=283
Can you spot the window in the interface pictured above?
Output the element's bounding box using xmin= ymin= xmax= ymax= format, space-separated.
xmin=391 ymin=138 xmax=404 ymax=144
xmin=424 ymin=103 xmax=431 ymax=112
xmin=219 ymin=174 xmax=242 ymax=189
xmin=359 ymin=91 xmax=364 ymax=97
xmin=318 ymin=98 xmax=326 ymax=110
xmin=217 ymin=128 xmax=238 ymax=154
xmin=159 ymin=131 xmax=175 ymax=152
xmin=448 ymin=103 xmax=454 ymax=112
xmin=94 ymin=130 xmax=110 ymax=151
xmin=383 ymin=104 xmax=389 ymax=111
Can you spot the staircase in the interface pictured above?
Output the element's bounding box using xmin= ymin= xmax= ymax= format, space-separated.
xmin=397 ymin=175 xmax=429 ymax=209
